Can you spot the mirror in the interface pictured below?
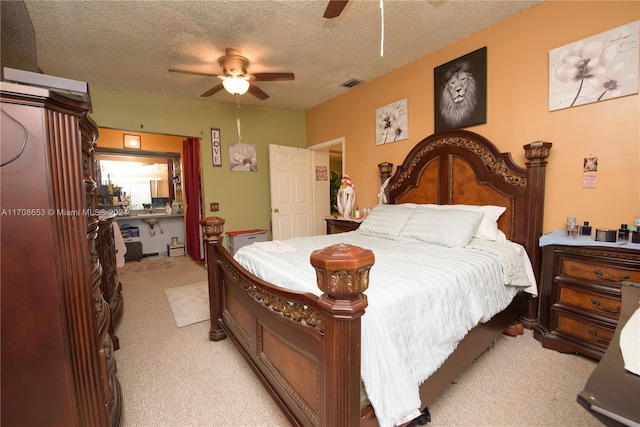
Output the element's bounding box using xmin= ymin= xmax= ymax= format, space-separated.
xmin=95 ymin=152 xmax=182 ymax=211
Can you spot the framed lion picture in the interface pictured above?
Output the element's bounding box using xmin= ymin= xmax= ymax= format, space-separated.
xmin=434 ymin=47 xmax=487 ymax=133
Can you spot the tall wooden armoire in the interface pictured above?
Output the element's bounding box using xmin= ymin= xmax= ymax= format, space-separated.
xmin=0 ymin=81 xmax=122 ymax=426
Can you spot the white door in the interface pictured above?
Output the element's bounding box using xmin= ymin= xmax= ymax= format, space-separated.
xmin=269 ymin=145 xmax=314 ymax=240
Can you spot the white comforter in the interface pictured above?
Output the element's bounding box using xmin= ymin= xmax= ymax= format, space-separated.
xmin=235 ymin=231 xmax=535 ymax=427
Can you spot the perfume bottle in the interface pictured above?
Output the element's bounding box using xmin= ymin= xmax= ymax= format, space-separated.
xmin=566 ymin=217 xmax=579 ymax=238
xmin=580 ymin=221 xmax=592 ymax=236
xmin=618 ymin=224 xmax=629 ymax=241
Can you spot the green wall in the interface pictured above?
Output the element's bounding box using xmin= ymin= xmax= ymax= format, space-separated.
xmin=89 ymin=88 xmax=306 ymax=235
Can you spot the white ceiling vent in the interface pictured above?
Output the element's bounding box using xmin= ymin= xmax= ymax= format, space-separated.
xmin=341 ymin=78 xmax=362 ymax=88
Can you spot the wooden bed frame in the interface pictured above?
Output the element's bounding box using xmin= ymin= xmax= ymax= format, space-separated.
xmin=201 ymin=130 xmax=551 ymax=427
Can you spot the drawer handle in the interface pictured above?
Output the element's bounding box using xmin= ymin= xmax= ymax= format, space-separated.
xmin=590 ymin=298 xmax=621 ymax=314
xmin=593 ymin=269 xmax=631 ymax=283
xmin=587 ymin=328 xmax=609 ymax=344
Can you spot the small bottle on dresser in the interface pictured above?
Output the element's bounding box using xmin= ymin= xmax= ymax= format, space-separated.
xmin=581 ymin=221 xmax=592 ymax=236
xmin=618 ymin=224 xmax=629 ymax=241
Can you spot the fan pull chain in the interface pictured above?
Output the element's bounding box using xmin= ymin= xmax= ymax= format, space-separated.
xmin=380 ymin=0 xmax=384 ymax=57
xmin=235 ymin=95 xmax=242 ymax=142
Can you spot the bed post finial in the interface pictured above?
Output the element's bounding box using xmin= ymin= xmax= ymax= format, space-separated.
xmin=378 ymin=162 xmax=393 ymax=204
xmin=200 ymin=216 xmax=225 ymax=244
xmin=310 ymin=243 xmax=374 ymax=426
xmin=311 ymin=243 xmax=374 ymax=299
xmin=378 ymin=162 xmax=393 ymax=184
xmin=524 ymin=141 xmax=552 ymax=163
xmin=522 ymin=141 xmax=552 ymax=327
xmin=200 ymin=216 xmax=227 ymax=341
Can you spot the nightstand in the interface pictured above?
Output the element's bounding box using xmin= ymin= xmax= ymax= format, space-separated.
xmin=534 ymin=230 xmax=640 ymax=360
xmin=325 ymin=217 xmax=363 ymax=234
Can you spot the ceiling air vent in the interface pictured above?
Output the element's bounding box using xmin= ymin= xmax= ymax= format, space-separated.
xmin=341 ymin=78 xmax=362 ymax=88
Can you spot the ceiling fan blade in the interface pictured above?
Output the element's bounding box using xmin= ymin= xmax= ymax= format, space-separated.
xmin=252 ymin=72 xmax=295 ymax=82
xmin=168 ymin=68 xmax=220 ymax=78
xmin=248 ymin=83 xmax=269 ymax=100
xmin=200 ymin=83 xmax=224 ymax=97
xmin=323 ymin=0 xmax=348 ymax=18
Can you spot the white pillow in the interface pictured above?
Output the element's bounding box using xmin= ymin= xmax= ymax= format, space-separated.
xmin=357 ymin=204 xmax=416 ymax=236
xmin=399 ymin=206 xmax=484 ymax=247
xmin=423 ymin=204 xmax=506 ymax=241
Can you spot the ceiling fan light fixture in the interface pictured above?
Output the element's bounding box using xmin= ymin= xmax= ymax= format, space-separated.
xmin=222 ymin=77 xmax=250 ymax=95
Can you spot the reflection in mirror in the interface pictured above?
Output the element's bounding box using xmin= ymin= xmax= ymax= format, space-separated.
xmin=95 ymin=153 xmax=182 ymax=212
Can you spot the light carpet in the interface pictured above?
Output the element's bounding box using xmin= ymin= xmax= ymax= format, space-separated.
xmin=164 ymin=281 xmax=209 ymax=328
xmin=123 ymin=256 xmax=179 ymax=273
xmin=117 ymin=255 xmax=599 ymax=426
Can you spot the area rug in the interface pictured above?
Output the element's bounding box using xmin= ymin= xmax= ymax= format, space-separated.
xmin=164 ymin=281 xmax=209 ymax=328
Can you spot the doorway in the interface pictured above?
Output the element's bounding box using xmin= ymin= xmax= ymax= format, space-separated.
xmin=95 ymin=128 xmax=203 ymax=259
xmin=309 ymin=137 xmax=344 ymax=235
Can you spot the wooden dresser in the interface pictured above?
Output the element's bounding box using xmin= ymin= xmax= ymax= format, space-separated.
xmin=325 ymin=216 xmax=363 ymax=234
xmin=534 ymin=230 xmax=640 ymax=360
xmin=1 ymin=82 xmax=122 ymax=426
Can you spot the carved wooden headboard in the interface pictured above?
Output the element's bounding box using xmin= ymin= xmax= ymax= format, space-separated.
xmin=379 ymin=130 xmax=551 ymax=272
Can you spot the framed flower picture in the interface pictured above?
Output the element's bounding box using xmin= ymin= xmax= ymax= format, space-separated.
xmin=229 ymin=142 xmax=257 ymax=172
xmin=549 ymin=20 xmax=639 ymax=111
xmin=375 ymin=98 xmax=408 ymax=145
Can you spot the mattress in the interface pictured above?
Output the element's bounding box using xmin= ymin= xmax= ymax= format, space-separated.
xmin=235 ymin=231 xmax=535 ymax=427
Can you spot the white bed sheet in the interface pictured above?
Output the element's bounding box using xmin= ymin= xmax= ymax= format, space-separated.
xmin=235 ymin=231 xmax=535 ymax=427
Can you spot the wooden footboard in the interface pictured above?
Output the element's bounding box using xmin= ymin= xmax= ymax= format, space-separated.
xmin=201 ymin=216 xmax=373 ymax=427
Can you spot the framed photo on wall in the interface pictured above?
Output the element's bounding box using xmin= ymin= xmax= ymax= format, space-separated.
xmin=229 ymin=142 xmax=257 ymax=172
xmin=375 ymin=98 xmax=408 ymax=145
xmin=549 ymin=20 xmax=639 ymax=111
xmin=316 ymin=166 xmax=328 ymax=181
xmin=434 ymin=47 xmax=487 ymax=133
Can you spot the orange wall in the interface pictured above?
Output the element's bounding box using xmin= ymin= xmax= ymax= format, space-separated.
xmin=96 ymin=128 xmax=184 ymax=155
xmin=306 ymin=1 xmax=639 ymax=233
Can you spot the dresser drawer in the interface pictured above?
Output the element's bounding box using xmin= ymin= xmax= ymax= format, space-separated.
xmin=552 ymin=308 xmax=615 ymax=349
xmin=557 ymin=256 xmax=640 ymax=286
xmin=556 ymin=282 xmax=621 ymax=320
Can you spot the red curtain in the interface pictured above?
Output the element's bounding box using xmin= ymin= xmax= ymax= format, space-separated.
xmin=183 ymin=137 xmax=203 ymax=260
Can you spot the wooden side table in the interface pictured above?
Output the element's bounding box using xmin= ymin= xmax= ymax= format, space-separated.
xmin=325 ymin=217 xmax=363 ymax=234
xmin=534 ymin=230 xmax=640 ymax=360
xmin=577 ymin=282 xmax=640 ymax=426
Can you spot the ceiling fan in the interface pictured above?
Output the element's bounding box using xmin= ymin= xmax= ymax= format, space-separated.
xmin=168 ymin=48 xmax=295 ymax=100
xmin=323 ymin=0 xmax=349 ymax=18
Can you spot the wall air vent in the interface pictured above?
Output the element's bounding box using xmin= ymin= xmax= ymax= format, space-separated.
xmin=341 ymin=79 xmax=362 ymax=88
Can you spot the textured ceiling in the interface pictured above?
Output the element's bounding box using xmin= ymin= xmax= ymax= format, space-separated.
xmin=22 ymin=0 xmax=543 ymax=111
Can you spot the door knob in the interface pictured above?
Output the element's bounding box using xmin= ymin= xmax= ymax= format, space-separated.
xmin=273 ymin=208 xmax=279 ymax=213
